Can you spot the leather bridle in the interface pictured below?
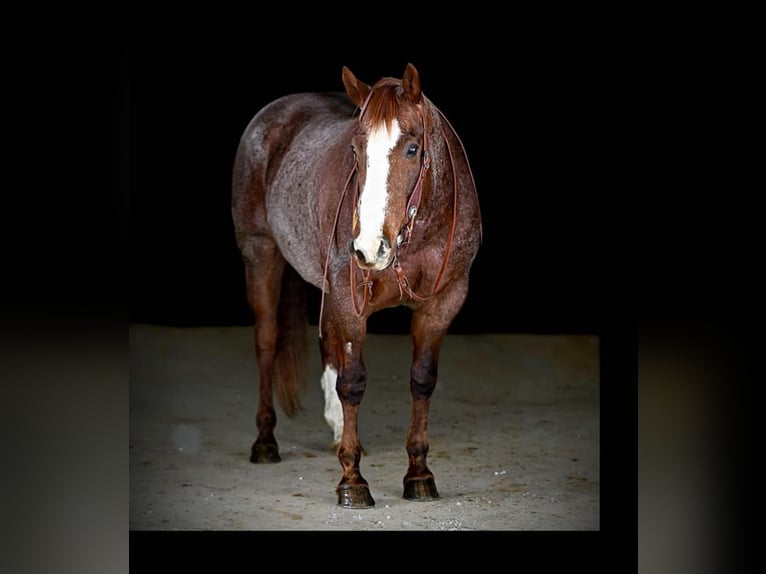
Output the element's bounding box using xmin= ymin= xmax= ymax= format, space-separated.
xmin=319 ymin=94 xmax=476 ymax=337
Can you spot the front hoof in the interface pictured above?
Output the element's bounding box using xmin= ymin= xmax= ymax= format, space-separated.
xmin=337 ymin=483 xmax=375 ymax=508
xmin=403 ymin=477 xmax=439 ymax=501
xmin=250 ymin=442 xmax=281 ymax=463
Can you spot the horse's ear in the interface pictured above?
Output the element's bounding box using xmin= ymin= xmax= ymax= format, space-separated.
xmin=342 ymin=66 xmax=371 ymax=109
xmin=402 ymin=63 xmax=422 ymax=104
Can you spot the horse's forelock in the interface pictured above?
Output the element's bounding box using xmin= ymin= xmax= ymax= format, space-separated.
xmin=361 ymin=80 xmax=404 ymax=135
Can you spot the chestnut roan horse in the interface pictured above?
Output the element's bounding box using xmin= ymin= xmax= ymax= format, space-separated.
xmin=232 ymin=63 xmax=481 ymax=508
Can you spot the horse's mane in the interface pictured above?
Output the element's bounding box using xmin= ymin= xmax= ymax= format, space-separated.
xmin=360 ymin=78 xmax=403 ymax=134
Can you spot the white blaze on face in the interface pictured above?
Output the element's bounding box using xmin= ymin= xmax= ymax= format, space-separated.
xmin=320 ymin=365 xmax=343 ymax=446
xmin=354 ymin=119 xmax=402 ymax=260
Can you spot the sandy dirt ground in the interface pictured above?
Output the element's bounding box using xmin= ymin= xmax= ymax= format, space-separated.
xmin=129 ymin=324 xmax=599 ymax=530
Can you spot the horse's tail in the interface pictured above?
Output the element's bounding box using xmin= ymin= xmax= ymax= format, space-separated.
xmin=274 ymin=263 xmax=308 ymax=418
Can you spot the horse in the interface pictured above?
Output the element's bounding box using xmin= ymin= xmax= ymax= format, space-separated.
xmin=231 ymin=63 xmax=482 ymax=508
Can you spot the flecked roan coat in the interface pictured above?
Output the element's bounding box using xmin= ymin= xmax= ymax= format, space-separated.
xmin=231 ymin=63 xmax=482 ymax=508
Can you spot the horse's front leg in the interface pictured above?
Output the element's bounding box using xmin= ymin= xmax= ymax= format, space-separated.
xmin=322 ymin=317 xmax=374 ymax=508
xmin=404 ymin=286 xmax=467 ymax=501
xmin=403 ymin=323 xmax=443 ymax=500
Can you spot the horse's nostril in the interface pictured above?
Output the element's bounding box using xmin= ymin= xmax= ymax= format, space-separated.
xmin=377 ymin=238 xmax=391 ymax=258
xmin=354 ymin=249 xmax=368 ymax=264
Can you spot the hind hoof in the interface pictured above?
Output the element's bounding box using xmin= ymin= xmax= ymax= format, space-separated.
xmin=403 ymin=477 xmax=439 ymax=501
xmin=337 ymin=484 xmax=375 ymax=508
xmin=250 ymin=443 xmax=281 ymax=463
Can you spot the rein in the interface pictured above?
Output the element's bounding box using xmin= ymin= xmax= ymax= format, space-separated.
xmin=318 ymin=97 xmax=470 ymax=337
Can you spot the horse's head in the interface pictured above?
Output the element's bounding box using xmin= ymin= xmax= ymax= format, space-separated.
xmin=342 ymin=63 xmax=429 ymax=271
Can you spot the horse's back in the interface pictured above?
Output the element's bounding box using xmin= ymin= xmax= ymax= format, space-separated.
xmin=232 ymin=92 xmax=355 ymax=287
xmin=236 ymin=91 xmax=353 ymax=166
xmin=233 ymin=92 xmax=353 ymax=214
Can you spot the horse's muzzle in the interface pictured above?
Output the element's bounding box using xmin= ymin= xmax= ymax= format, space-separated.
xmin=350 ymin=237 xmax=393 ymax=271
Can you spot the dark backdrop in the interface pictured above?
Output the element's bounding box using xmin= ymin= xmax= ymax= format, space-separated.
xmin=130 ymin=43 xmax=632 ymax=335
xmin=126 ymin=29 xmax=638 ymax=564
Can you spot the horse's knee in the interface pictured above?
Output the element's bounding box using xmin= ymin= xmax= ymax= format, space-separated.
xmin=336 ymin=362 xmax=367 ymax=405
xmin=410 ymin=350 xmax=438 ymax=399
xmin=410 ymin=367 xmax=437 ymax=400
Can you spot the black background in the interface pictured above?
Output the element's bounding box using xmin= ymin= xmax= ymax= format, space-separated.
xmin=12 ymin=15 xmax=755 ymax=569
xmin=130 ymin=39 xmax=635 ymax=336
xmin=128 ymin=40 xmax=635 ymax=557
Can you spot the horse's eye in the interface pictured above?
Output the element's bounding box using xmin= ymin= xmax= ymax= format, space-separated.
xmin=350 ymin=145 xmax=357 ymax=159
xmin=405 ymin=143 xmax=419 ymax=159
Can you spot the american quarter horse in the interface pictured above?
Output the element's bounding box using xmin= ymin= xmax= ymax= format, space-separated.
xmin=232 ymin=63 xmax=482 ymax=508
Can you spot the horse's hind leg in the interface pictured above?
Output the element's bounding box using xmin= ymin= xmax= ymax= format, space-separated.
xmin=319 ymin=335 xmax=343 ymax=451
xmin=240 ymin=235 xmax=286 ymax=463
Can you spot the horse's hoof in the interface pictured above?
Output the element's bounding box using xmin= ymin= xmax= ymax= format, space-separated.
xmin=336 ymin=483 xmax=375 ymax=508
xmin=250 ymin=443 xmax=281 ymax=463
xmin=403 ymin=477 xmax=439 ymax=501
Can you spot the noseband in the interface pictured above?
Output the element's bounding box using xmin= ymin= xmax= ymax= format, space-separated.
xmin=319 ymin=93 xmax=471 ymax=337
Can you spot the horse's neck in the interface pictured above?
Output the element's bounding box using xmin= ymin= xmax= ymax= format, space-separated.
xmin=422 ymin=111 xmax=459 ymax=215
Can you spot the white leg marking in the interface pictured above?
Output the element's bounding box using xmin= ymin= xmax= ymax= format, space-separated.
xmin=353 ymin=120 xmax=401 ymax=262
xmin=320 ymin=365 xmax=343 ymax=446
